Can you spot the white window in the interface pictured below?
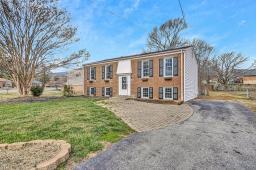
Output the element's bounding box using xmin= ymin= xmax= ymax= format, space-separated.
xmin=164 ymin=87 xmax=173 ymax=99
xmin=105 ymin=87 xmax=111 ymax=96
xmin=90 ymin=87 xmax=96 ymax=96
xmin=164 ymin=57 xmax=173 ymax=77
xmin=90 ymin=67 xmax=96 ymax=80
xmin=142 ymin=60 xmax=150 ymax=77
xmin=105 ymin=65 xmax=111 ymax=79
xmin=142 ymin=87 xmax=149 ymax=98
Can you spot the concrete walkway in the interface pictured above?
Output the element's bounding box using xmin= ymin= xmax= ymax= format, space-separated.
xmin=99 ymin=97 xmax=193 ymax=132
xmin=76 ymin=100 xmax=256 ymax=170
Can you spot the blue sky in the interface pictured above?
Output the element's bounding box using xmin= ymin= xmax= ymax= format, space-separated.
xmin=58 ymin=0 xmax=256 ymax=71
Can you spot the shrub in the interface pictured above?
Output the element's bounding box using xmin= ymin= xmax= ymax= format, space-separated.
xmin=63 ymin=85 xmax=73 ymax=97
xmin=30 ymin=86 xmax=44 ymax=97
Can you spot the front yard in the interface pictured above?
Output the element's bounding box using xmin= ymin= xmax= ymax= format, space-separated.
xmin=0 ymin=97 xmax=133 ymax=164
xmin=199 ymin=91 xmax=256 ymax=112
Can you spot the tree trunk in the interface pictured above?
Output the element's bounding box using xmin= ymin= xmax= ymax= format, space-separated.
xmin=14 ymin=77 xmax=32 ymax=96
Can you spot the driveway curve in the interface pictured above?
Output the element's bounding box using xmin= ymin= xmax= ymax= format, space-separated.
xmin=76 ymin=100 xmax=256 ymax=170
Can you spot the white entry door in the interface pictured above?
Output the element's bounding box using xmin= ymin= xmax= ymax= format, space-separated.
xmin=118 ymin=75 xmax=131 ymax=96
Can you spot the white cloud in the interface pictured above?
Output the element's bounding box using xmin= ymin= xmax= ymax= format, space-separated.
xmin=123 ymin=0 xmax=141 ymax=17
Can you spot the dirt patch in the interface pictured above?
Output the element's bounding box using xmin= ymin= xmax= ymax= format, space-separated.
xmin=0 ymin=140 xmax=71 ymax=170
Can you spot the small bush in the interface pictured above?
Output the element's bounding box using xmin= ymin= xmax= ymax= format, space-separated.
xmin=30 ymin=86 xmax=44 ymax=97
xmin=63 ymin=85 xmax=74 ymax=97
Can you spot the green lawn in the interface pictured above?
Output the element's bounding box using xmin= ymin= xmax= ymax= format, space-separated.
xmin=0 ymin=97 xmax=133 ymax=162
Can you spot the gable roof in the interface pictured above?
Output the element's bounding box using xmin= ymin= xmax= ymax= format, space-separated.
xmin=244 ymin=69 xmax=256 ymax=76
xmin=84 ymin=46 xmax=192 ymax=66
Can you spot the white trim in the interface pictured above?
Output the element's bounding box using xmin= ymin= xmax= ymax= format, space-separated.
xmin=104 ymin=65 xmax=111 ymax=80
xmin=89 ymin=87 xmax=95 ymax=96
xmin=141 ymin=59 xmax=150 ymax=78
xmin=141 ymin=87 xmax=149 ymax=99
xmin=105 ymin=87 xmax=111 ymax=97
xmin=163 ymin=57 xmax=174 ymax=77
xmin=163 ymin=87 xmax=173 ymax=100
xmin=89 ymin=67 xmax=96 ymax=81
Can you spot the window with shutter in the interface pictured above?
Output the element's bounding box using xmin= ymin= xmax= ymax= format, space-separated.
xmin=164 ymin=87 xmax=173 ymax=99
xmin=105 ymin=87 xmax=111 ymax=96
xmin=102 ymin=87 xmax=105 ymax=96
xmin=159 ymin=87 xmax=163 ymax=99
xmin=142 ymin=60 xmax=150 ymax=77
xmin=137 ymin=61 xmax=142 ymax=78
xmin=142 ymin=87 xmax=149 ymax=98
xmin=149 ymin=87 xmax=153 ymax=99
xmin=173 ymin=87 xmax=178 ymax=100
xmin=87 ymin=87 xmax=90 ymax=96
xmin=137 ymin=87 xmax=141 ymax=98
xmin=109 ymin=87 xmax=113 ymax=97
xmin=87 ymin=67 xmax=90 ymax=80
xmin=159 ymin=59 xmax=163 ymax=77
xmin=149 ymin=60 xmax=153 ymax=77
xmin=102 ymin=66 xmax=105 ymax=79
xmin=90 ymin=67 xmax=96 ymax=80
xmin=173 ymin=57 xmax=178 ymax=76
xmin=164 ymin=58 xmax=173 ymax=77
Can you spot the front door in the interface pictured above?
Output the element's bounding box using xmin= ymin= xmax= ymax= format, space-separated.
xmin=119 ymin=75 xmax=131 ymax=96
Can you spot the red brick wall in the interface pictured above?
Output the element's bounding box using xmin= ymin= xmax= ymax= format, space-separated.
xmin=84 ymin=51 xmax=184 ymax=102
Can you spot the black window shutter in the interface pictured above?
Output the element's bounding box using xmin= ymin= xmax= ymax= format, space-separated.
xmin=110 ymin=65 xmax=113 ymax=79
xmin=149 ymin=60 xmax=153 ymax=77
xmin=137 ymin=87 xmax=141 ymax=98
xmin=87 ymin=87 xmax=90 ymax=96
xmin=137 ymin=61 xmax=142 ymax=78
xmin=94 ymin=67 xmax=96 ymax=80
xmin=102 ymin=87 xmax=105 ymax=96
xmin=102 ymin=66 xmax=105 ymax=79
xmin=94 ymin=87 xmax=96 ymax=96
xmin=87 ymin=67 xmax=90 ymax=80
xmin=173 ymin=57 xmax=178 ymax=76
xmin=173 ymin=87 xmax=178 ymax=100
xmin=149 ymin=87 xmax=153 ymax=99
xmin=159 ymin=59 xmax=163 ymax=77
xmin=110 ymin=87 xmax=113 ymax=97
xmin=159 ymin=87 xmax=163 ymax=99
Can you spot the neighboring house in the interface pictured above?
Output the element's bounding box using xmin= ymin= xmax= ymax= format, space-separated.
xmin=67 ymin=68 xmax=84 ymax=94
xmin=0 ymin=78 xmax=12 ymax=88
xmin=46 ymin=72 xmax=67 ymax=88
xmin=83 ymin=46 xmax=198 ymax=103
xmin=32 ymin=80 xmax=43 ymax=87
xmin=243 ymin=70 xmax=256 ymax=84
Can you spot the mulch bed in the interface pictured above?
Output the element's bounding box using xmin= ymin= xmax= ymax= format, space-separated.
xmin=0 ymin=142 xmax=61 ymax=170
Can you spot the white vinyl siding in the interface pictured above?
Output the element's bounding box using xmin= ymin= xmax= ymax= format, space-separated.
xmin=184 ymin=48 xmax=198 ymax=101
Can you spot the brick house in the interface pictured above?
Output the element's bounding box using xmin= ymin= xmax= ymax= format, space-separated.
xmin=83 ymin=46 xmax=198 ymax=103
xmin=243 ymin=70 xmax=256 ymax=84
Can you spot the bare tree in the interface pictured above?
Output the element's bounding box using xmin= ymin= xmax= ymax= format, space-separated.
xmin=146 ymin=18 xmax=187 ymax=52
xmin=190 ymin=39 xmax=214 ymax=95
xmin=213 ymin=52 xmax=247 ymax=88
xmin=0 ymin=0 xmax=89 ymax=96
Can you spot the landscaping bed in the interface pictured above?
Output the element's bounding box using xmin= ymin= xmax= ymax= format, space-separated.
xmin=0 ymin=140 xmax=70 ymax=170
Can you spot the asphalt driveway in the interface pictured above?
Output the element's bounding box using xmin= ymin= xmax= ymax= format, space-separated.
xmin=76 ymin=100 xmax=256 ymax=170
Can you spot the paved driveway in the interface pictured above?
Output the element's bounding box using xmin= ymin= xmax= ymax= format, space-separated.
xmin=99 ymin=98 xmax=192 ymax=132
xmin=76 ymin=100 xmax=256 ymax=170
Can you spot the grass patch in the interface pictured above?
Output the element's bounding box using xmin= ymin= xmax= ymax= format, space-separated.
xmin=0 ymin=97 xmax=133 ymax=162
xmin=199 ymin=91 xmax=256 ymax=112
